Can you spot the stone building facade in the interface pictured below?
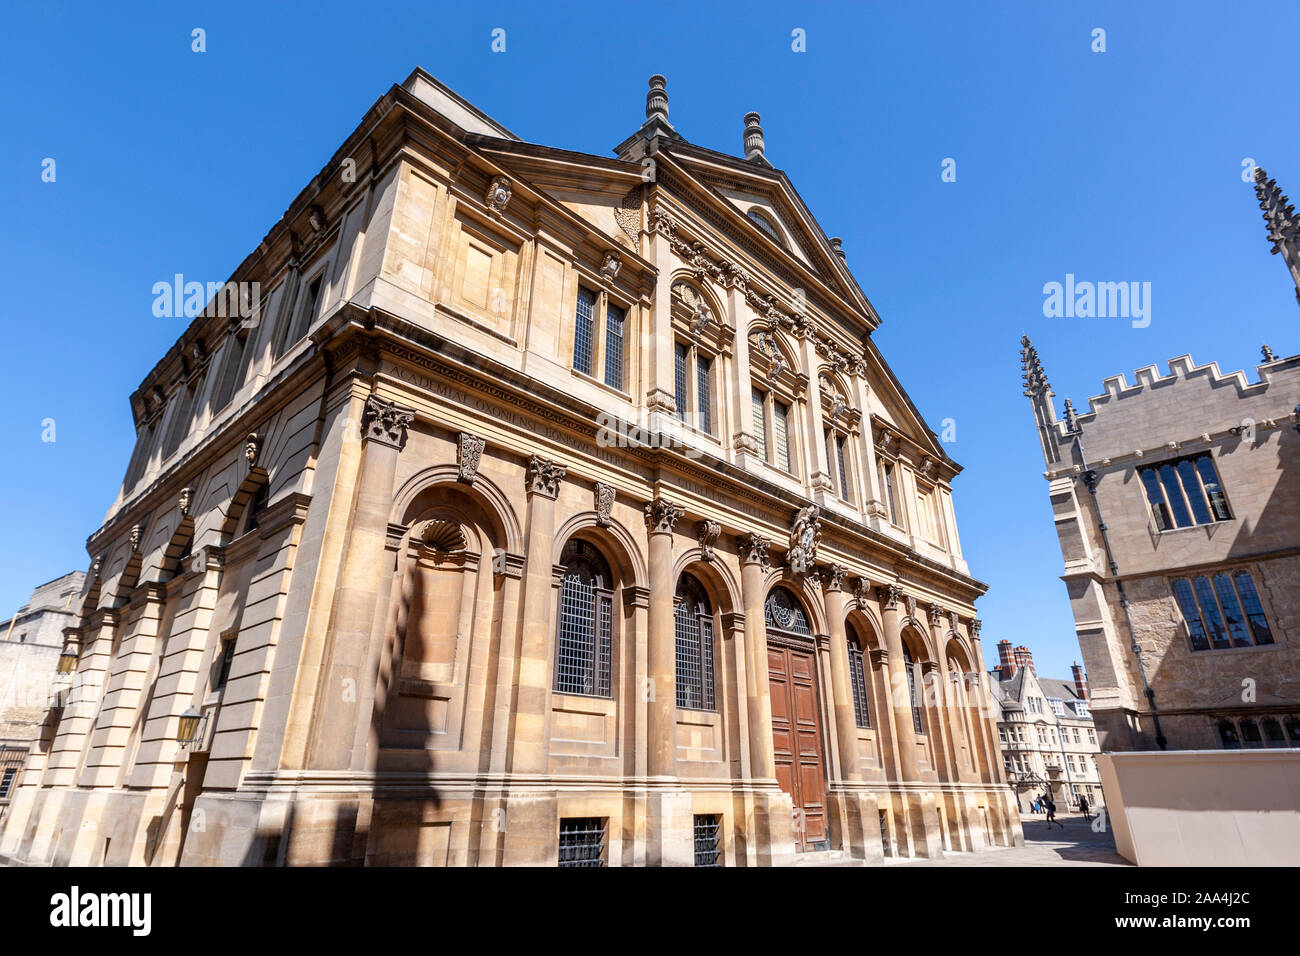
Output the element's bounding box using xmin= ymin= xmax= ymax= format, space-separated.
xmin=0 ymin=571 xmax=84 ymax=818
xmin=987 ymin=642 xmax=1102 ymax=811
xmin=1022 ymin=336 xmax=1300 ymax=752
xmin=0 ymin=70 xmax=1018 ymax=866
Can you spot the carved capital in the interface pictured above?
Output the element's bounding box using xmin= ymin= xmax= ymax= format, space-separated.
xmin=970 ymin=618 xmax=983 ymax=639
xmin=877 ymin=584 xmax=902 ymax=611
xmin=644 ymin=498 xmax=685 ymax=535
xmin=869 ymin=648 xmax=889 ymax=668
xmin=737 ymin=532 xmax=769 ymax=569
xmin=822 ymin=563 xmax=847 ymax=592
xmin=360 ymin=396 xmax=414 ymax=450
xmin=928 ymin=603 xmax=946 ymax=628
xmin=457 ymin=432 xmax=485 ymax=483
xmin=697 ymin=519 xmax=721 ymax=561
xmin=594 ymin=482 xmax=615 ymax=526
xmin=526 ymin=456 xmax=566 ymax=499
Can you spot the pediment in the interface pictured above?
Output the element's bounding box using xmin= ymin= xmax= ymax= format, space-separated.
xmin=660 ymin=142 xmax=873 ymax=318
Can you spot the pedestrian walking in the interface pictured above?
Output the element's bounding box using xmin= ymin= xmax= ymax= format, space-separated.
xmin=1044 ymin=796 xmax=1064 ymax=829
xmin=1078 ymin=795 xmax=1090 ymax=820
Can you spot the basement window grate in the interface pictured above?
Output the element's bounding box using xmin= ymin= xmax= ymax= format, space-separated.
xmin=558 ymin=817 xmax=607 ymax=867
xmin=693 ymin=814 xmax=722 ymax=867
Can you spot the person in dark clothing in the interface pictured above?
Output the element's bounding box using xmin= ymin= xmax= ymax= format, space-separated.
xmin=1044 ymin=796 xmax=1064 ymax=829
xmin=1078 ymin=795 xmax=1090 ymax=819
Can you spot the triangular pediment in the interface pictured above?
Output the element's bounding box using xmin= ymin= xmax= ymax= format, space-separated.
xmin=657 ymin=141 xmax=875 ymax=320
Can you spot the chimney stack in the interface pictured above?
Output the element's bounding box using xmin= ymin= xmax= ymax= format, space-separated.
xmin=646 ymin=75 xmax=668 ymax=122
xmin=743 ymin=112 xmax=765 ymax=162
xmin=996 ymin=639 xmax=1015 ymax=679
xmin=1013 ymin=645 xmax=1035 ymax=676
xmin=1072 ymin=661 xmax=1089 ymax=700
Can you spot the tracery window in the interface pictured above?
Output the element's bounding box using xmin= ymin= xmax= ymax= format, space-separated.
xmin=1172 ymin=570 xmax=1274 ymax=651
xmin=764 ymin=587 xmax=810 ymax=635
xmin=674 ymin=574 xmax=715 ymax=711
xmin=555 ymin=540 xmax=614 ymax=698
xmin=1139 ymin=452 xmax=1231 ymax=531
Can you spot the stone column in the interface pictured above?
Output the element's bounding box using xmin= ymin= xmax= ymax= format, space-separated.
xmin=500 ymin=456 xmax=566 ymax=867
xmin=967 ymin=619 xmax=1005 ymax=784
xmin=925 ymin=606 xmax=958 ymax=783
xmin=737 ymin=533 xmax=774 ymax=779
xmin=822 ymin=566 xmax=860 ymax=781
xmin=644 ymin=498 xmax=683 ymax=778
xmin=507 ymin=456 xmax=565 ymax=775
xmin=878 ymin=585 xmax=919 ymax=783
xmin=309 ymin=395 xmax=413 ymax=770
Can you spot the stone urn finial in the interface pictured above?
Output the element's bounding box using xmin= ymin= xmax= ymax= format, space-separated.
xmin=744 ymin=112 xmax=764 ymax=161
xmin=646 ymin=75 xmax=668 ymax=122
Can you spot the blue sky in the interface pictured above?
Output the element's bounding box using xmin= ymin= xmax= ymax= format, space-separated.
xmin=2 ymin=1 xmax=1297 ymax=679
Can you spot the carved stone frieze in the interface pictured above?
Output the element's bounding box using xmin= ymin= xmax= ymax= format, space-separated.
xmin=457 ymin=432 xmax=485 ymax=484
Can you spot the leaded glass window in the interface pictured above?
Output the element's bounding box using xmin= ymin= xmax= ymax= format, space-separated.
xmin=752 ymin=388 xmax=767 ymax=459
xmin=1139 ymin=453 xmax=1231 ymax=530
xmin=604 ymin=302 xmax=625 ymax=389
xmin=903 ymin=645 xmax=924 ymax=735
xmin=573 ymin=287 xmax=596 ymax=376
xmin=674 ymin=342 xmax=688 ymax=423
xmin=774 ymin=400 xmax=791 ymax=472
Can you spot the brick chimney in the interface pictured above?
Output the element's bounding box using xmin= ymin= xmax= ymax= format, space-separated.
xmin=1013 ymin=645 xmax=1035 ymax=676
xmin=996 ymin=639 xmax=1016 ymax=679
xmin=1072 ymin=661 xmax=1089 ymax=700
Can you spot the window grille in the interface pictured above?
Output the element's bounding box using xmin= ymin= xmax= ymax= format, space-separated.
xmin=675 ymin=576 xmax=715 ymax=710
xmin=558 ymin=817 xmax=607 ymax=867
xmin=0 ymin=768 xmax=16 ymax=800
xmin=773 ymin=401 xmax=790 ymax=472
xmin=849 ymin=637 xmax=870 ymax=728
xmin=604 ymin=303 xmax=625 ymax=389
xmin=573 ymin=288 xmax=595 ymax=376
xmin=696 ymin=354 xmax=712 ymax=434
xmin=674 ymin=342 xmax=688 ymax=423
xmin=764 ymin=588 xmax=810 ymax=635
xmin=215 ymin=639 xmax=237 ymax=691
xmin=555 ymin=541 xmax=613 ymax=697
xmin=752 ymin=388 xmax=767 ymax=459
xmin=693 ymin=814 xmax=722 ymax=867
xmin=903 ymin=647 xmax=924 ymax=735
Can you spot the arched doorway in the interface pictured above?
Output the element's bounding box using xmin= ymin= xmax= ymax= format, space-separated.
xmin=765 ymin=586 xmax=827 ymax=852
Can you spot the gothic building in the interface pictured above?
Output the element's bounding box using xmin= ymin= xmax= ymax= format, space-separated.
xmin=0 ymin=71 xmax=1017 ymax=866
xmin=987 ymin=642 xmax=1103 ymax=811
xmin=1022 ymin=335 xmax=1300 ymax=753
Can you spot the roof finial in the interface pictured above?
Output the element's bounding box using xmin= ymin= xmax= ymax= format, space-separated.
xmin=1020 ymin=335 xmax=1052 ymax=397
xmin=1262 ymin=343 xmax=1277 ymax=363
xmin=1253 ymin=165 xmax=1300 ymax=308
xmin=1063 ymin=398 xmax=1080 ymax=434
xmin=646 ymin=75 xmax=668 ymax=122
xmin=829 ymin=237 xmax=846 ymax=262
xmin=744 ymin=111 xmax=765 ymax=162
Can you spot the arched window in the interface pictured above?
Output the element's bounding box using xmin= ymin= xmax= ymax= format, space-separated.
xmin=674 ymin=573 xmax=715 ymax=710
xmin=848 ymin=634 xmax=870 ymax=728
xmin=1285 ymin=717 xmax=1300 ymax=745
xmin=1216 ymin=720 xmax=1240 ymax=749
xmin=555 ymin=540 xmax=614 ymax=698
xmin=1239 ymin=719 xmax=1262 ymax=748
xmin=1261 ymin=717 xmax=1286 ymax=748
xmin=902 ymin=645 xmax=924 ymax=735
xmin=764 ymin=587 xmax=810 ymax=635
xmin=746 ymin=208 xmax=784 ymax=246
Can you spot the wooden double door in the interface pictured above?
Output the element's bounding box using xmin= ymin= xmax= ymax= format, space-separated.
xmin=768 ymin=640 xmax=828 ymax=851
